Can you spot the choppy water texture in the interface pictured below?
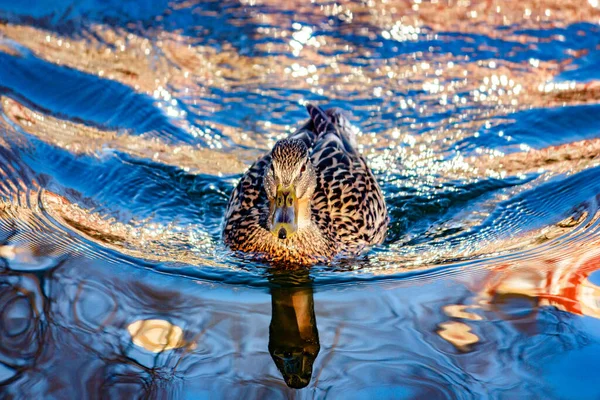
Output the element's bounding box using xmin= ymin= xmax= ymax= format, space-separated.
xmin=1 ymin=0 xmax=600 ymax=398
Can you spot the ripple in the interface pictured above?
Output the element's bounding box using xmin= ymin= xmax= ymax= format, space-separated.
xmin=0 ymin=275 xmax=43 ymax=368
xmin=74 ymin=282 xmax=117 ymax=331
xmin=0 ymin=47 xmax=192 ymax=144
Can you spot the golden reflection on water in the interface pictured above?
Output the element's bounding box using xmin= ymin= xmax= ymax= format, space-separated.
xmin=437 ymin=321 xmax=480 ymax=352
xmin=2 ymin=0 xmax=599 ymax=156
xmin=0 ymin=96 xmax=248 ymax=176
xmin=127 ymin=319 xmax=190 ymax=353
xmin=443 ymin=304 xmax=483 ymax=321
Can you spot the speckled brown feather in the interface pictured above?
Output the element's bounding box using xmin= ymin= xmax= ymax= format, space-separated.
xmin=222 ymin=105 xmax=388 ymax=265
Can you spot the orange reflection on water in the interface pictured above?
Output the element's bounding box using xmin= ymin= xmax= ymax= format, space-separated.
xmin=127 ymin=319 xmax=193 ymax=353
xmin=437 ymin=321 xmax=480 ymax=352
xmin=436 ymin=236 xmax=600 ymax=353
xmin=479 ymin=246 xmax=600 ymax=319
xmin=439 ymin=239 xmax=600 ymax=352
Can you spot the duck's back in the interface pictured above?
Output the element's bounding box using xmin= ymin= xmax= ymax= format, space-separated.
xmin=306 ymin=105 xmax=388 ymax=254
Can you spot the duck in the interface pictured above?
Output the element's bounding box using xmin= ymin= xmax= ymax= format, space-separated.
xmin=222 ymin=104 xmax=388 ymax=265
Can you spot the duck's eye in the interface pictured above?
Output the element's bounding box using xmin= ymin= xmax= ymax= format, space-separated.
xmin=300 ymin=165 xmax=306 ymax=174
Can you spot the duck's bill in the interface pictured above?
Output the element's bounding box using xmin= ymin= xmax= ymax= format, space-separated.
xmin=271 ymin=187 xmax=298 ymax=240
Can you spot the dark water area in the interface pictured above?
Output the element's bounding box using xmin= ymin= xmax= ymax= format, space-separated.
xmin=1 ymin=0 xmax=600 ymax=398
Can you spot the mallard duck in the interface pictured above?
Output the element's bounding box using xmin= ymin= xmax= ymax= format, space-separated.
xmin=222 ymin=104 xmax=388 ymax=265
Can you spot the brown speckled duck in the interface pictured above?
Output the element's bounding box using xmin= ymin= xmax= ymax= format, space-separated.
xmin=222 ymin=104 xmax=388 ymax=265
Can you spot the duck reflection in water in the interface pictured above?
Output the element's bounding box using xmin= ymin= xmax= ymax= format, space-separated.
xmin=268 ymin=269 xmax=320 ymax=389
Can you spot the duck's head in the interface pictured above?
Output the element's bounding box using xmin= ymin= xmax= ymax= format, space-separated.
xmin=264 ymin=138 xmax=317 ymax=240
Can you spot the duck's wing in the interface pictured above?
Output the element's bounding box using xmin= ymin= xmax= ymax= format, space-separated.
xmin=222 ymin=153 xmax=271 ymax=249
xmin=306 ymin=104 xmax=388 ymax=251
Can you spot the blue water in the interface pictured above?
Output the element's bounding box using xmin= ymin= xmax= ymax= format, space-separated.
xmin=1 ymin=1 xmax=600 ymax=398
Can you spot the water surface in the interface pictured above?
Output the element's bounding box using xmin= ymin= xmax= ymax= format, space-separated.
xmin=1 ymin=0 xmax=600 ymax=398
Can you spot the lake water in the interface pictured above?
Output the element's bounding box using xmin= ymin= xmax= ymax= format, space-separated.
xmin=1 ymin=0 xmax=600 ymax=398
